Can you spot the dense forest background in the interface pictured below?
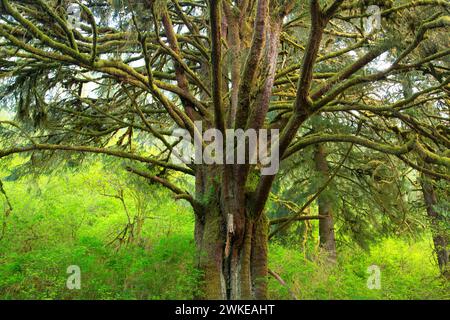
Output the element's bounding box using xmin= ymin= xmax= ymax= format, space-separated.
xmin=0 ymin=0 xmax=449 ymax=300
xmin=0 ymin=157 xmax=448 ymax=299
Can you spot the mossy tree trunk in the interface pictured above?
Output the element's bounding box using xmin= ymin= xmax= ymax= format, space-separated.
xmin=193 ymin=166 xmax=268 ymax=299
xmin=421 ymin=175 xmax=449 ymax=279
xmin=314 ymin=144 xmax=337 ymax=262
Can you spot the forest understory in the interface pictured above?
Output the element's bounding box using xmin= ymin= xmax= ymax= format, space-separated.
xmin=0 ymin=161 xmax=448 ymax=300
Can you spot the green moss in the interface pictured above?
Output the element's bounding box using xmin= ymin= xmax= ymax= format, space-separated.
xmin=245 ymin=169 xmax=260 ymax=193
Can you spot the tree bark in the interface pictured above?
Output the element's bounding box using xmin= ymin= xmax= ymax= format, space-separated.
xmin=314 ymin=144 xmax=337 ymax=263
xmin=420 ymin=175 xmax=449 ymax=279
xmin=193 ymin=166 xmax=269 ymax=299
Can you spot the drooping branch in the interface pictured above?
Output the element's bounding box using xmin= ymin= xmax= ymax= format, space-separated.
xmin=311 ymin=43 xmax=389 ymax=100
xmin=284 ymin=134 xmax=416 ymax=160
xmin=1 ymin=0 xmax=89 ymax=64
xmin=0 ymin=144 xmax=194 ymax=175
xmin=125 ymin=166 xmax=196 ymax=207
xmin=269 ymin=140 xmax=354 ymax=239
xmin=398 ymin=155 xmax=450 ymax=182
xmin=269 ymin=215 xmax=326 ymax=225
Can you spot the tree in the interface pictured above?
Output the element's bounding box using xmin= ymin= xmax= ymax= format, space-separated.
xmin=314 ymin=143 xmax=337 ymax=262
xmin=421 ymin=173 xmax=449 ymax=279
xmin=0 ymin=0 xmax=449 ymax=299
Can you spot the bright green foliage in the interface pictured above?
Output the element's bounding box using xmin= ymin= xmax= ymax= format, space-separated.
xmin=0 ymin=161 xmax=199 ymax=300
xmin=0 ymin=163 xmax=447 ymax=300
xmin=268 ymin=239 xmax=449 ymax=300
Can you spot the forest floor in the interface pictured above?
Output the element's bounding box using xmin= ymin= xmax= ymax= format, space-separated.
xmin=0 ymin=161 xmax=448 ymax=300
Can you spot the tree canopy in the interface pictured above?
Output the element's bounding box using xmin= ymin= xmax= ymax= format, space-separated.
xmin=0 ymin=0 xmax=449 ymax=299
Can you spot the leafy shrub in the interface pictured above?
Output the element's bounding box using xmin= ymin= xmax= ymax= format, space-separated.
xmin=268 ymin=238 xmax=449 ymax=300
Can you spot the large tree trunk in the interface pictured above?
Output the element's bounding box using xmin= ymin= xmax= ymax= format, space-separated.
xmin=193 ymin=166 xmax=268 ymax=299
xmin=420 ymin=175 xmax=449 ymax=279
xmin=314 ymin=144 xmax=337 ymax=263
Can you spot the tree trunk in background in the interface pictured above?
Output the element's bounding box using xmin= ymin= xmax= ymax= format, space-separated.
xmin=314 ymin=144 xmax=337 ymax=263
xmin=420 ymin=175 xmax=449 ymax=279
xmin=193 ymin=166 xmax=268 ymax=299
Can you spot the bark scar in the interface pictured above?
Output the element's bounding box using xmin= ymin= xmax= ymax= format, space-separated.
xmin=224 ymin=214 xmax=234 ymax=258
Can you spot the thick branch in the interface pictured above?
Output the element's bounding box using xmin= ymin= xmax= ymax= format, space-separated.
xmin=0 ymin=144 xmax=194 ymax=175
